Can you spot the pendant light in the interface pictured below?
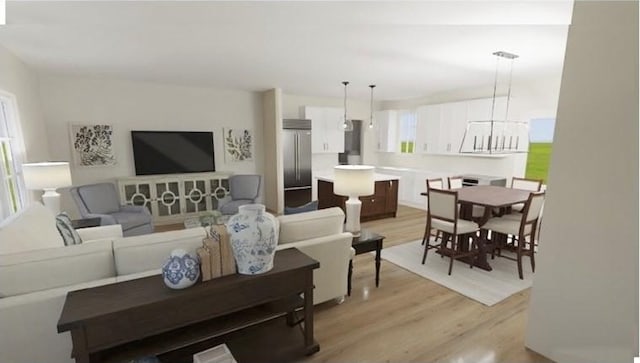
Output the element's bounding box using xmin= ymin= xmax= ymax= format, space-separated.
xmin=342 ymin=81 xmax=353 ymax=131
xmin=459 ymin=50 xmax=528 ymax=154
xmin=368 ymin=84 xmax=376 ymax=129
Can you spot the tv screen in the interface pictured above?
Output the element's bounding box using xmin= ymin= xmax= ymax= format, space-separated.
xmin=131 ymin=131 xmax=215 ymax=175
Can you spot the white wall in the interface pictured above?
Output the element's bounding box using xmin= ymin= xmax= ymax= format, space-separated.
xmin=282 ymin=93 xmax=378 ymax=200
xmin=261 ymin=88 xmax=283 ymax=214
xmin=39 ymin=75 xmax=263 ymax=217
xmin=375 ymin=77 xmax=561 ymax=181
xmin=0 ymin=45 xmax=49 ymax=162
xmin=525 ymin=2 xmax=638 ymax=362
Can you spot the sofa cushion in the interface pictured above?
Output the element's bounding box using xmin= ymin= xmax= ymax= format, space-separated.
xmin=0 ymin=239 xmax=115 ymax=297
xmin=77 ymin=183 xmax=121 ymax=214
xmin=113 ymin=227 xmax=207 ymax=275
xmin=277 ymin=207 xmax=345 ymax=245
xmin=110 ymin=211 xmax=153 ymax=231
xmin=55 ymin=213 xmax=82 ymax=246
xmin=0 ymin=203 xmax=64 ymax=255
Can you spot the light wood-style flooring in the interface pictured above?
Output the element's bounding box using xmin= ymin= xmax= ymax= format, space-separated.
xmin=303 ymin=205 xmax=551 ymax=363
xmin=156 ymin=205 xmax=551 ymax=362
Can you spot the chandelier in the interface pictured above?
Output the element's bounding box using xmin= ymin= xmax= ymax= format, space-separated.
xmin=459 ymin=51 xmax=529 ymax=154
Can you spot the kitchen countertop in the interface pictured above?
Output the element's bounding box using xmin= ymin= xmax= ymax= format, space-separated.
xmin=315 ymin=172 xmax=400 ymax=182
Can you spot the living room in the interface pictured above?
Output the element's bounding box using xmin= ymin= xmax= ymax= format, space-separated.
xmin=0 ymin=1 xmax=637 ymax=363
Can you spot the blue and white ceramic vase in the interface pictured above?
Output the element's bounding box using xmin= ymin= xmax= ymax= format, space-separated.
xmin=226 ymin=204 xmax=279 ymax=275
xmin=162 ymin=249 xmax=200 ymax=289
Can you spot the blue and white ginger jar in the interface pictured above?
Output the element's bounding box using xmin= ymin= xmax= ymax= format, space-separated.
xmin=162 ymin=249 xmax=200 ymax=289
xmin=226 ymin=204 xmax=279 ymax=275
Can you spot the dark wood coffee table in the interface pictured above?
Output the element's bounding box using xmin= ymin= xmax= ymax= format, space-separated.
xmin=348 ymin=229 xmax=385 ymax=296
xmin=57 ymin=248 xmax=319 ymax=363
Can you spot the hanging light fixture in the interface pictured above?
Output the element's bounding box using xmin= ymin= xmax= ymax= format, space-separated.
xmin=342 ymin=81 xmax=353 ymax=131
xmin=368 ymin=84 xmax=376 ymax=129
xmin=459 ymin=50 xmax=528 ymax=154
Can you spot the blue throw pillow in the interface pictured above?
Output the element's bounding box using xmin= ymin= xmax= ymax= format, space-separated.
xmin=284 ymin=200 xmax=319 ymax=215
xmin=55 ymin=213 xmax=83 ymax=246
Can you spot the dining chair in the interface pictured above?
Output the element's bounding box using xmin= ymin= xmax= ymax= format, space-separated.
xmin=448 ymin=176 xmax=484 ymax=219
xmin=422 ymin=188 xmax=480 ymax=275
xmin=421 ymin=178 xmax=445 ymax=246
xmin=482 ymin=191 xmax=545 ymax=279
xmin=510 ymin=177 xmax=543 ymax=212
xmin=447 ymin=176 xmax=463 ymax=189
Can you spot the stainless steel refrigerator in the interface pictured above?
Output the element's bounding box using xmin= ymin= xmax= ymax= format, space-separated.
xmin=283 ymin=119 xmax=312 ymax=207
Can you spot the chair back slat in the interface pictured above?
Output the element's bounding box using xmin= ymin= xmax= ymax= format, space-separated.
xmin=512 ymin=177 xmax=543 ymax=191
xmin=523 ymin=191 xmax=546 ymax=223
xmin=428 ymin=189 xmax=458 ymax=222
xmin=448 ymin=176 xmax=463 ymax=189
xmin=426 ymin=178 xmax=444 ymax=191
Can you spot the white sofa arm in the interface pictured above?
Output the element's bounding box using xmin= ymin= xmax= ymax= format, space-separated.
xmin=0 ymin=276 xmax=118 ymax=363
xmin=76 ymin=224 xmax=123 ymax=242
xmin=276 ymin=232 xmax=352 ymax=305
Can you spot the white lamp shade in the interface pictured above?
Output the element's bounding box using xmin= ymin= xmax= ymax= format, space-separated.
xmin=333 ymin=165 xmax=375 ymax=197
xmin=22 ymin=162 xmax=72 ymax=190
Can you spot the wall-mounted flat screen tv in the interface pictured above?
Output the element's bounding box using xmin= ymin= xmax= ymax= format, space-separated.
xmin=131 ymin=131 xmax=215 ymax=175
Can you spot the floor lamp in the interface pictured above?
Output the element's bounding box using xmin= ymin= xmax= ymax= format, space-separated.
xmin=22 ymin=162 xmax=72 ymax=215
xmin=333 ymin=165 xmax=374 ymax=236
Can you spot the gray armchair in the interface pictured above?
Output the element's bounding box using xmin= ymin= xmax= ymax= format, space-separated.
xmin=70 ymin=183 xmax=153 ymax=237
xmin=218 ymin=175 xmax=262 ymax=215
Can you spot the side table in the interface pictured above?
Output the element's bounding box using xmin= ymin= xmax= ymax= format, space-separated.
xmin=71 ymin=217 xmax=102 ymax=229
xmin=348 ymin=229 xmax=385 ymax=296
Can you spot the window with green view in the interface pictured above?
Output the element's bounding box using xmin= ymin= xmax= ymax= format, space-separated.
xmin=398 ymin=111 xmax=417 ymax=154
xmin=526 ymin=118 xmax=555 ymax=184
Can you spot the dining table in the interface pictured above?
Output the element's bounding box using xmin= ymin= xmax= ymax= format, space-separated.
xmin=420 ymin=185 xmax=532 ymax=271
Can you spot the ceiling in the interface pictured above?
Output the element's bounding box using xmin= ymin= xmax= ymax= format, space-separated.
xmin=0 ymin=1 xmax=573 ymax=100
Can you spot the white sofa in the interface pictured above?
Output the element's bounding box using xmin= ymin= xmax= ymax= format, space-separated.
xmin=0 ymin=204 xmax=351 ymax=363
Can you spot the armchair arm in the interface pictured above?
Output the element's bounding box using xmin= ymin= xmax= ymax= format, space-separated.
xmin=120 ymin=205 xmax=151 ymax=215
xmin=216 ymin=195 xmax=233 ymax=209
xmin=84 ymin=213 xmax=117 ymax=225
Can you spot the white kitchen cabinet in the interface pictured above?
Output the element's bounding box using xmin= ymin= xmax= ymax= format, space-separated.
xmin=374 ymin=110 xmax=397 ymax=152
xmin=304 ymin=106 xmax=345 ymax=153
xmin=440 ymin=101 xmax=468 ymax=154
xmin=467 ymin=96 xmax=508 ymax=121
xmin=415 ymin=105 xmax=441 ymax=154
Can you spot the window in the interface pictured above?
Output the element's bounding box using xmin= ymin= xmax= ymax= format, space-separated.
xmin=0 ymin=95 xmax=25 ymax=219
xmin=525 ymin=118 xmax=555 ymax=183
xmin=398 ymin=110 xmax=417 ymax=153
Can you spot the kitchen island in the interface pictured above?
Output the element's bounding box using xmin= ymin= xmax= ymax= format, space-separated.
xmin=316 ymin=172 xmax=399 ymax=222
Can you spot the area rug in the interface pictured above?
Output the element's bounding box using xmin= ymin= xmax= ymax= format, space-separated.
xmin=380 ymin=239 xmax=533 ymax=306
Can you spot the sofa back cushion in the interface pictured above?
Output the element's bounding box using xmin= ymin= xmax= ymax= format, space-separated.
xmin=0 ymin=239 xmax=115 ymax=297
xmin=0 ymin=203 xmax=64 ymax=255
xmin=77 ymin=183 xmax=120 ymax=214
xmin=113 ymin=227 xmax=207 ymax=276
xmin=277 ymin=207 xmax=345 ymax=245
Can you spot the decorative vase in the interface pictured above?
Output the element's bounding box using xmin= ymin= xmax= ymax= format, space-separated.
xmin=226 ymin=204 xmax=279 ymax=275
xmin=162 ymin=249 xmax=200 ymax=289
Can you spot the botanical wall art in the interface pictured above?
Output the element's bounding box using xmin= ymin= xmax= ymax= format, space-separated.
xmin=223 ymin=128 xmax=253 ymax=162
xmin=70 ymin=124 xmax=116 ymax=166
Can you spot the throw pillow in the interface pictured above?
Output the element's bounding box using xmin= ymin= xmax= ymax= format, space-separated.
xmin=284 ymin=200 xmax=319 ymax=215
xmin=55 ymin=213 xmax=83 ymax=246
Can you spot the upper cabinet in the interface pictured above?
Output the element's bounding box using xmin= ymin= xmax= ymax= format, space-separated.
xmin=374 ymin=110 xmax=397 ymax=152
xmin=414 ymin=96 xmax=523 ymax=155
xmin=415 ymin=105 xmax=441 ymax=154
xmin=304 ymin=106 xmax=345 ymax=154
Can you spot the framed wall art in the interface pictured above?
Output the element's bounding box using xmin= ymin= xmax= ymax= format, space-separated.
xmin=70 ymin=124 xmax=116 ymax=167
xmin=223 ymin=128 xmax=253 ymax=162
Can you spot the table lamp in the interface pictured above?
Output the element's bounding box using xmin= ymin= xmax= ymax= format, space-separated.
xmin=334 ymin=165 xmax=374 ymax=236
xmin=22 ymin=162 xmax=72 ymax=214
